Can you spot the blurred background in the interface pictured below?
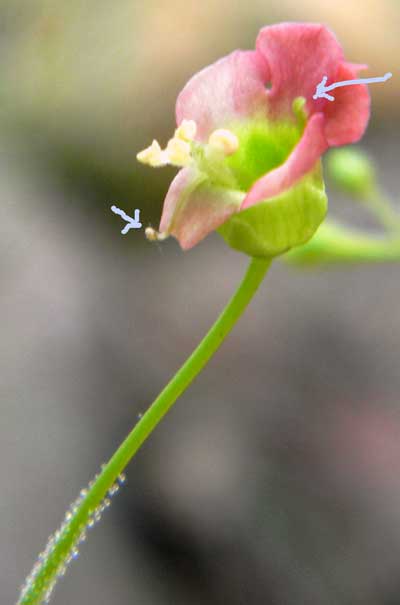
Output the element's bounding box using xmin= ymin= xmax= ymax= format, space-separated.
xmin=1 ymin=1 xmax=400 ymax=604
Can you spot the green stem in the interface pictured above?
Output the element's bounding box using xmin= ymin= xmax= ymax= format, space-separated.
xmin=285 ymin=221 xmax=400 ymax=266
xmin=364 ymin=188 xmax=400 ymax=234
xmin=19 ymin=256 xmax=271 ymax=605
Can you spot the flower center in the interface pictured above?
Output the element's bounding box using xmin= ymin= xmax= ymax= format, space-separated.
xmin=137 ymin=99 xmax=307 ymax=242
xmin=223 ymin=118 xmax=302 ymax=192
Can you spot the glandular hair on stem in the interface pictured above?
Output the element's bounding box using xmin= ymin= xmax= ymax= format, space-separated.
xmin=17 ymin=469 xmax=126 ymax=605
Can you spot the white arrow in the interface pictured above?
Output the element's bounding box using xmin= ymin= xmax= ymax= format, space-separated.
xmin=111 ymin=205 xmax=142 ymax=234
xmin=313 ymin=72 xmax=392 ymax=101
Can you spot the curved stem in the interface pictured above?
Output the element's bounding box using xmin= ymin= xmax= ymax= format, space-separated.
xmin=19 ymin=256 xmax=271 ymax=605
xmin=285 ymin=221 xmax=400 ymax=266
xmin=364 ymin=188 xmax=400 ymax=234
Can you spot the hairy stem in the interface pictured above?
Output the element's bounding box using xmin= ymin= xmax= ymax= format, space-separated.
xmin=18 ymin=256 xmax=271 ymax=605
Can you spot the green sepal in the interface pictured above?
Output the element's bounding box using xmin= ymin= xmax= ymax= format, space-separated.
xmin=217 ymin=164 xmax=328 ymax=258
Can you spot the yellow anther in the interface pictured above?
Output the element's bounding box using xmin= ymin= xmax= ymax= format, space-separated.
xmin=166 ymin=137 xmax=192 ymax=166
xmin=145 ymin=227 xmax=169 ymax=242
xmin=208 ymin=129 xmax=239 ymax=156
xmin=175 ymin=119 xmax=197 ymax=142
xmin=137 ymin=140 xmax=168 ymax=167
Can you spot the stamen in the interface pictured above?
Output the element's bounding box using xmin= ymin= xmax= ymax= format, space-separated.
xmin=166 ymin=138 xmax=192 ymax=166
xmin=175 ymin=119 xmax=197 ymax=142
xmin=292 ymin=96 xmax=307 ymax=129
xmin=137 ymin=140 xmax=168 ymax=167
xmin=208 ymin=129 xmax=239 ymax=156
xmin=145 ymin=227 xmax=169 ymax=242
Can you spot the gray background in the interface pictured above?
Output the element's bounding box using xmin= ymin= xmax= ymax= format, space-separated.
xmin=1 ymin=2 xmax=400 ymax=604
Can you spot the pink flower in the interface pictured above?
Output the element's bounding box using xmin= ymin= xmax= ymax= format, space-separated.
xmin=139 ymin=23 xmax=370 ymax=254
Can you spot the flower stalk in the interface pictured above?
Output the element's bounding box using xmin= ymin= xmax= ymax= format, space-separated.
xmin=364 ymin=189 xmax=400 ymax=234
xmin=285 ymin=221 xmax=400 ymax=265
xmin=18 ymin=256 xmax=271 ymax=605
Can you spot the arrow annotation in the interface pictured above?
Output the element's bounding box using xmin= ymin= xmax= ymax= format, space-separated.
xmin=111 ymin=205 xmax=142 ymax=234
xmin=313 ymin=72 xmax=392 ymax=101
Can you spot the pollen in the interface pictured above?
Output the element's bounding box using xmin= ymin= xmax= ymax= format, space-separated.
xmin=175 ymin=119 xmax=197 ymax=142
xmin=137 ymin=140 xmax=168 ymax=167
xmin=208 ymin=129 xmax=239 ymax=156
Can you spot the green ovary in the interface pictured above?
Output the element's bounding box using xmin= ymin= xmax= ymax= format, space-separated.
xmin=225 ymin=117 xmax=302 ymax=192
xmin=218 ymin=163 xmax=328 ymax=258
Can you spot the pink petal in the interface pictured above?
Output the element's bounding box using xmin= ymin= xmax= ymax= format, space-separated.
xmin=160 ymin=167 xmax=243 ymax=250
xmin=323 ymin=62 xmax=370 ymax=146
xmin=176 ymin=50 xmax=270 ymax=141
xmin=242 ymin=113 xmax=327 ymax=208
xmin=256 ymin=23 xmax=344 ymax=117
xmin=159 ymin=167 xmax=195 ymax=234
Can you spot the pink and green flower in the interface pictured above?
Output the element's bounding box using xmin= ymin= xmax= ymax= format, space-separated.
xmin=138 ymin=22 xmax=370 ymax=257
